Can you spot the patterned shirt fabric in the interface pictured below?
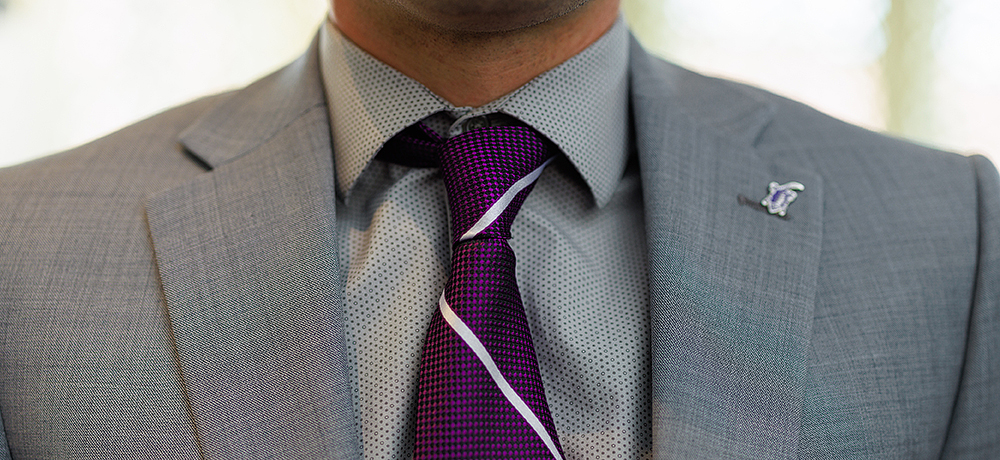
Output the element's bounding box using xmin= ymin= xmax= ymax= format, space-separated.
xmin=319 ymin=15 xmax=651 ymax=459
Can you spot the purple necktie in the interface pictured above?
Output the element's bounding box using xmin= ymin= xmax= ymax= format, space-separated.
xmin=382 ymin=122 xmax=564 ymax=459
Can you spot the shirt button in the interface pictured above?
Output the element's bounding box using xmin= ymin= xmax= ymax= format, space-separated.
xmin=463 ymin=117 xmax=489 ymax=131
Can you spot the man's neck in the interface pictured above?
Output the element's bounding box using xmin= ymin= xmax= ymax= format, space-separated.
xmin=332 ymin=0 xmax=620 ymax=107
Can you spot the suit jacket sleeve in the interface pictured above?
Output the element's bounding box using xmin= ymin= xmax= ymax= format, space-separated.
xmin=941 ymin=154 xmax=1000 ymax=457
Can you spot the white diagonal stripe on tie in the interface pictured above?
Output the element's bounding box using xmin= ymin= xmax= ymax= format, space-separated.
xmin=459 ymin=157 xmax=554 ymax=241
xmin=437 ymin=293 xmax=564 ymax=460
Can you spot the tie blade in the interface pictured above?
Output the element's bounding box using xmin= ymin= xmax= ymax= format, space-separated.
xmin=414 ymin=241 xmax=563 ymax=459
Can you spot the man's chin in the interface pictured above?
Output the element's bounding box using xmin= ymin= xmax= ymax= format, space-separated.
xmin=393 ymin=0 xmax=587 ymax=34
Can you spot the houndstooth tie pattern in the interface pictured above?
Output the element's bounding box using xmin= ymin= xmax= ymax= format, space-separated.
xmin=381 ymin=122 xmax=563 ymax=459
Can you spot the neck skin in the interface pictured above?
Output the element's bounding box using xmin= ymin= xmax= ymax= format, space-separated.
xmin=332 ymin=0 xmax=620 ymax=107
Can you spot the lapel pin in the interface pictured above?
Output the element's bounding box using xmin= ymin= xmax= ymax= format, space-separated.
xmin=760 ymin=181 xmax=804 ymax=217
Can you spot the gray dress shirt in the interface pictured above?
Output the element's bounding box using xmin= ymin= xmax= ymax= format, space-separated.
xmin=319 ymin=17 xmax=651 ymax=459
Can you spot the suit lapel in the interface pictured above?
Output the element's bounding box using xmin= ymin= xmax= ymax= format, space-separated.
xmin=146 ymin=36 xmax=360 ymax=459
xmin=630 ymin=38 xmax=823 ymax=459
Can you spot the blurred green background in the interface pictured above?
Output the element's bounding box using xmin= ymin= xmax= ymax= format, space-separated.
xmin=1 ymin=0 xmax=997 ymax=167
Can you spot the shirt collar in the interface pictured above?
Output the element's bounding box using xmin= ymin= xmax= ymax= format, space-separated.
xmin=319 ymin=15 xmax=630 ymax=208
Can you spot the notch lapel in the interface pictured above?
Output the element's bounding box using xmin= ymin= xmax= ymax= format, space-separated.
xmin=630 ymin=38 xmax=823 ymax=459
xmin=146 ymin=36 xmax=360 ymax=459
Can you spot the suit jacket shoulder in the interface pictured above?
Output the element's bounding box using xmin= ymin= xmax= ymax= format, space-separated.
xmin=0 ymin=93 xmax=233 ymax=459
xmin=0 ymin=32 xmax=359 ymax=458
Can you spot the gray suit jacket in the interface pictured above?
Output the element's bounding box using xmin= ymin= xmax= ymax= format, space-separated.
xmin=1 ymin=35 xmax=997 ymax=459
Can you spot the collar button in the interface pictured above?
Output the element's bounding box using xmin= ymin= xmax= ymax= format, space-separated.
xmin=463 ymin=117 xmax=490 ymax=132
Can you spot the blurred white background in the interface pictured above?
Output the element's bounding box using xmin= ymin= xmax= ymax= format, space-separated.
xmin=1 ymin=0 xmax=997 ymax=167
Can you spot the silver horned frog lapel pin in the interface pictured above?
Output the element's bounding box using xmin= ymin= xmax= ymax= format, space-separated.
xmin=760 ymin=181 xmax=804 ymax=217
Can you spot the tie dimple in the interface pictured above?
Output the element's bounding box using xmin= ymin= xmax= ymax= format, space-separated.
xmin=382 ymin=122 xmax=563 ymax=459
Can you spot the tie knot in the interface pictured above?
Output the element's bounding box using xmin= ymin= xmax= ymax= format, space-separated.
xmin=381 ymin=122 xmax=553 ymax=244
xmin=441 ymin=125 xmax=552 ymax=243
